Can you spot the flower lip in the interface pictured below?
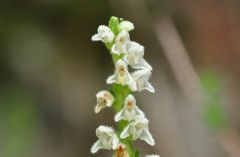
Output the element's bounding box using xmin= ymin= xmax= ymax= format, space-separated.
xmin=118 ymin=65 xmax=126 ymax=76
xmin=127 ymin=100 xmax=133 ymax=110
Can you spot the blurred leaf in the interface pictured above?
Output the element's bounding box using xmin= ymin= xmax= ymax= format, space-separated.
xmin=0 ymin=85 xmax=39 ymax=157
xmin=200 ymin=70 xmax=226 ymax=131
xmin=203 ymin=103 xmax=226 ymax=131
xmin=201 ymin=70 xmax=221 ymax=97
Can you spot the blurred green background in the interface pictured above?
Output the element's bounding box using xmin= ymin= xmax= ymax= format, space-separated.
xmin=1 ymin=0 xmax=240 ymax=157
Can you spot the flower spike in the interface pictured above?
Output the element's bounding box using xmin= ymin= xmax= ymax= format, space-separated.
xmin=91 ymin=16 xmax=159 ymax=156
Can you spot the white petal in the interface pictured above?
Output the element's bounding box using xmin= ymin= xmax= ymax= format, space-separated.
xmin=94 ymin=105 xmax=101 ymax=114
xmin=91 ymin=139 xmax=102 ymax=154
xmin=132 ymin=69 xmax=151 ymax=80
xmin=112 ymin=134 xmax=119 ymax=150
xmin=91 ymin=34 xmax=101 ymax=41
xmin=106 ymin=74 xmax=116 ymax=84
xmin=132 ymin=128 xmax=143 ymax=140
xmin=127 ymin=73 xmax=137 ymax=91
xmin=96 ymin=126 xmax=114 ymax=138
xmin=120 ymin=123 xmax=131 ymax=139
xmin=114 ymin=30 xmax=130 ymax=54
xmin=145 ymin=81 xmax=155 ymax=93
xmin=119 ymin=20 xmax=134 ymax=31
xmin=145 ymin=155 xmax=160 ymax=157
xmin=125 ymin=94 xmax=136 ymax=104
xmin=131 ymin=58 xmax=152 ymax=70
xmin=111 ymin=44 xmax=121 ymax=55
xmin=114 ymin=108 xmax=125 ymax=122
xmin=139 ymin=129 xmax=155 ymax=146
xmin=135 ymin=106 xmax=145 ymax=117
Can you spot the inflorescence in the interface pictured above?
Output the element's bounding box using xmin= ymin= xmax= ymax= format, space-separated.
xmin=90 ymin=16 xmax=159 ymax=157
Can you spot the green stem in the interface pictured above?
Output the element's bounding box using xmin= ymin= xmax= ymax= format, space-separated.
xmin=105 ymin=42 xmax=137 ymax=157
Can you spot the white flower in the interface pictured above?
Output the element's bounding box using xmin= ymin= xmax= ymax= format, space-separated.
xmin=91 ymin=25 xmax=114 ymax=43
xmin=115 ymin=94 xmax=145 ymax=122
xmin=91 ymin=126 xmax=119 ymax=154
xmin=132 ymin=69 xmax=155 ymax=93
xmin=107 ymin=59 xmax=137 ymax=91
xmin=145 ymin=155 xmax=160 ymax=157
xmin=119 ymin=20 xmax=134 ymax=32
xmin=120 ymin=115 xmax=155 ymax=145
xmin=123 ymin=41 xmax=152 ymax=70
xmin=95 ymin=90 xmax=114 ymax=113
xmin=111 ymin=30 xmax=130 ymax=55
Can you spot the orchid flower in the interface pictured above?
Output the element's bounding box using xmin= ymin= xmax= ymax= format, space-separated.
xmin=95 ymin=90 xmax=114 ymax=113
xmin=91 ymin=126 xmax=119 ymax=153
xmin=111 ymin=30 xmax=130 ymax=55
xmin=120 ymin=115 xmax=155 ymax=146
xmin=91 ymin=25 xmax=114 ymax=43
xmin=132 ymin=69 xmax=155 ymax=93
xmin=123 ymin=41 xmax=152 ymax=70
xmin=107 ymin=59 xmax=137 ymax=91
xmin=115 ymin=94 xmax=145 ymax=122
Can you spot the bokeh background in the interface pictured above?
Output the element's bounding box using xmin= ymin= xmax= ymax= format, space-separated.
xmin=1 ymin=0 xmax=240 ymax=157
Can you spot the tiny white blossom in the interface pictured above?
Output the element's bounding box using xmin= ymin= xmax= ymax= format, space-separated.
xmin=111 ymin=30 xmax=130 ymax=55
xmin=132 ymin=69 xmax=155 ymax=93
xmin=123 ymin=41 xmax=152 ymax=70
xmin=91 ymin=25 xmax=114 ymax=43
xmin=95 ymin=90 xmax=114 ymax=113
xmin=119 ymin=20 xmax=134 ymax=32
xmin=145 ymin=155 xmax=160 ymax=157
xmin=91 ymin=126 xmax=119 ymax=154
xmin=115 ymin=94 xmax=145 ymax=122
xmin=120 ymin=115 xmax=155 ymax=146
xmin=107 ymin=59 xmax=137 ymax=91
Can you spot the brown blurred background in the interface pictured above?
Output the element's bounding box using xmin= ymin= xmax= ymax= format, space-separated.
xmin=0 ymin=0 xmax=240 ymax=157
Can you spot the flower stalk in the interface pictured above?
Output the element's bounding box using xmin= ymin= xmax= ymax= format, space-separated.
xmin=91 ymin=16 xmax=159 ymax=157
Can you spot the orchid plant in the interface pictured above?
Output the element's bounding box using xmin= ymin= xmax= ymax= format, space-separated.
xmin=91 ymin=16 xmax=159 ymax=157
